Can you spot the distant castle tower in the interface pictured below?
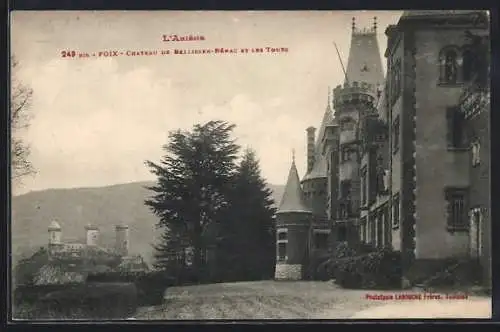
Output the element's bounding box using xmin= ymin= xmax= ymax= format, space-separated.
xmin=274 ymin=153 xmax=312 ymax=280
xmin=48 ymin=220 xmax=62 ymax=245
xmin=85 ymin=224 xmax=100 ymax=246
xmin=115 ymin=224 xmax=129 ymax=256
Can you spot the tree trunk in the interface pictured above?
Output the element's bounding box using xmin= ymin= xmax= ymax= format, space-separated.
xmin=192 ymin=222 xmax=204 ymax=280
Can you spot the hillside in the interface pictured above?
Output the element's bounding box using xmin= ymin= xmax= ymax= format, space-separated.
xmin=11 ymin=181 xmax=285 ymax=265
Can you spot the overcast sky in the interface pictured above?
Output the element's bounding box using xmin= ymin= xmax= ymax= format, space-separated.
xmin=11 ymin=10 xmax=402 ymax=196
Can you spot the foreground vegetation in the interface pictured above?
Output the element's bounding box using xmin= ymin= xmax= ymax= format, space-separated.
xmin=13 ymin=270 xmax=176 ymax=320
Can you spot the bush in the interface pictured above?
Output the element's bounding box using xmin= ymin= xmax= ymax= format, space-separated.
xmin=306 ymin=252 xmax=332 ymax=281
xmin=421 ymin=259 xmax=482 ymax=290
xmin=335 ymin=247 xmax=402 ymax=289
xmin=13 ymin=284 xmax=77 ymax=307
xmin=13 ymin=282 xmax=138 ymax=320
xmin=316 ymin=242 xmax=375 ymax=281
xmin=86 ymin=270 xmax=176 ymax=307
xmin=135 ymin=271 xmax=176 ymax=306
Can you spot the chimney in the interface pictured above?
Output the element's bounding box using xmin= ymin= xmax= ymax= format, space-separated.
xmin=115 ymin=224 xmax=129 ymax=257
xmin=306 ymin=127 xmax=316 ymax=173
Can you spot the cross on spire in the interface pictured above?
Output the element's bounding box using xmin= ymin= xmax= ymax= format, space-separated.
xmin=292 ymin=148 xmax=296 ymax=163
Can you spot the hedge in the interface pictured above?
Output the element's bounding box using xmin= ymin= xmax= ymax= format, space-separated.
xmin=316 ymin=242 xmax=375 ymax=281
xmin=335 ymin=248 xmax=402 ymax=289
xmin=315 ymin=243 xmax=402 ymax=289
xmin=86 ymin=270 xmax=176 ymax=306
xmin=13 ymin=282 xmax=137 ymax=320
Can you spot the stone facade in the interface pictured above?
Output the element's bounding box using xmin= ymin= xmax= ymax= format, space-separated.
xmin=383 ymin=11 xmax=490 ymax=285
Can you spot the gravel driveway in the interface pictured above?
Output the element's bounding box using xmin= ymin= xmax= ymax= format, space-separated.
xmin=134 ymin=280 xmax=394 ymax=320
xmin=133 ymin=281 xmax=491 ymax=320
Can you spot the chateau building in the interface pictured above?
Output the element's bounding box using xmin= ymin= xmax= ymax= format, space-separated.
xmin=48 ymin=220 xmax=131 ymax=260
xmin=275 ymin=10 xmax=490 ymax=288
xmin=46 ymin=220 xmax=148 ymax=274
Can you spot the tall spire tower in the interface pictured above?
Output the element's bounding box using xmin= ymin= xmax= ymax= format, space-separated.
xmin=345 ymin=16 xmax=384 ymax=87
xmin=329 ymin=16 xmax=386 ymax=248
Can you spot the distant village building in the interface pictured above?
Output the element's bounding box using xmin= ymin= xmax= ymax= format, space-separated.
xmin=275 ymin=11 xmax=490 ymax=288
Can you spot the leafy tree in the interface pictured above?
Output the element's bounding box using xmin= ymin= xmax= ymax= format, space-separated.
xmin=11 ymin=57 xmax=35 ymax=182
xmin=145 ymin=121 xmax=240 ymax=275
xmin=218 ymin=148 xmax=276 ymax=281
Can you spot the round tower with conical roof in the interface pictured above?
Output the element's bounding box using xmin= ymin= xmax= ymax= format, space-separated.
xmin=274 ymin=154 xmax=312 ymax=280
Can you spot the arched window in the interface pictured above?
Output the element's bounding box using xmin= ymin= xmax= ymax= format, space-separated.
xmin=440 ymin=47 xmax=459 ymax=84
xmin=462 ymin=49 xmax=474 ymax=82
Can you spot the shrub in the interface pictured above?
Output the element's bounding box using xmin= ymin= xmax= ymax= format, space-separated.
xmin=316 ymin=242 xmax=375 ymax=281
xmin=40 ymin=282 xmax=137 ymax=319
xmin=421 ymin=259 xmax=482 ymax=290
xmin=307 ymin=252 xmax=332 ymax=281
xmin=13 ymin=282 xmax=137 ymax=320
xmin=335 ymin=247 xmax=402 ymax=289
xmin=86 ymin=270 xmax=176 ymax=307
xmin=135 ymin=271 xmax=176 ymax=306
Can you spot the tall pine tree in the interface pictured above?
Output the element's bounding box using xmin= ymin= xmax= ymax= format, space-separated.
xmin=145 ymin=121 xmax=239 ymax=275
xmin=221 ymin=148 xmax=276 ymax=281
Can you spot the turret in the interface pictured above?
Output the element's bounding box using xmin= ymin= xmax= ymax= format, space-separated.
xmin=85 ymin=224 xmax=99 ymax=246
xmin=274 ymin=154 xmax=312 ymax=281
xmin=115 ymin=224 xmax=129 ymax=256
xmin=48 ymin=220 xmax=62 ymax=245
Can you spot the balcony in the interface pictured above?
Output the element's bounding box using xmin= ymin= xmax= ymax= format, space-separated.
xmin=458 ymin=83 xmax=489 ymax=120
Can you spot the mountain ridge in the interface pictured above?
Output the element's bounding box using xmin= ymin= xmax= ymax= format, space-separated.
xmin=11 ymin=181 xmax=285 ymax=265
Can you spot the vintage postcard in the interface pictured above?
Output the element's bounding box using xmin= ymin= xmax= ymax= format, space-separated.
xmin=10 ymin=10 xmax=491 ymax=321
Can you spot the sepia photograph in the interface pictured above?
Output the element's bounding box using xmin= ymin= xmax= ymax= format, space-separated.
xmin=10 ymin=10 xmax=491 ymax=320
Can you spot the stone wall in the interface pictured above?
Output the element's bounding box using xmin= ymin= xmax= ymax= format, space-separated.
xmin=413 ymin=29 xmax=476 ymax=259
xmin=274 ymin=264 xmax=302 ymax=280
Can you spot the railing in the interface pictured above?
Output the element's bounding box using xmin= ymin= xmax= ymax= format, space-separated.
xmin=458 ymin=80 xmax=490 ymax=120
